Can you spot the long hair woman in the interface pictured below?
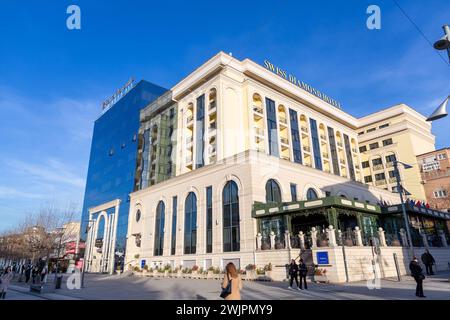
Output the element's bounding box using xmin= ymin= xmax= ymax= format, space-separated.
xmin=221 ymin=262 xmax=243 ymax=300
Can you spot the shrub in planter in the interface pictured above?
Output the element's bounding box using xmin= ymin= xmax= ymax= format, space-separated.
xmin=264 ymin=263 xmax=272 ymax=272
xmin=274 ymin=242 xmax=285 ymax=249
xmin=245 ymin=264 xmax=256 ymax=271
xmin=134 ymin=254 xmax=140 ymax=259
xmin=256 ymin=268 xmax=265 ymax=275
xmin=133 ymin=266 xmax=140 ymax=272
xmin=192 ymin=265 xmax=199 ymax=272
xmin=143 ymin=265 xmax=149 ymax=271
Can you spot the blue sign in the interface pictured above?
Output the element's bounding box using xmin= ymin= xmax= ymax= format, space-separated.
xmin=141 ymin=259 xmax=146 ymax=268
xmin=316 ymin=252 xmax=329 ymax=265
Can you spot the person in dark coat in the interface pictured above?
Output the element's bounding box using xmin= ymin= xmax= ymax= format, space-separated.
xmin=298 ymin=258 xmax=308 ymax=290
xmin=287 ymin=259 xmax=300 ymax=290
xmin=25 ymin=264 xmax=32 ymax=283
xmin=409 ymin=257 xmax=426 ymax=298
xmin=421 ymin=249 xmax=435 ymax=275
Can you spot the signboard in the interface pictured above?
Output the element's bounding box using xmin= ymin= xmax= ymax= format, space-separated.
xmin=263 ymin=60 xmax=342 ymax=110
xmin=316 ymin=251 xmax=329 ymax=265
xmin=95 ymin=239 xmax=103 ymax=248
xmin=141 ymin=260 xmax=146 ymax=269
xmin=421 ymin=161 xmax=440 ymax=172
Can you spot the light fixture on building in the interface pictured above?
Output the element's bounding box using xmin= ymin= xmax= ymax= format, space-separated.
xmin=433 ymin=25 xmax=450 ymax=51
xmin=426 ymin=96 xmax=449 ymax=121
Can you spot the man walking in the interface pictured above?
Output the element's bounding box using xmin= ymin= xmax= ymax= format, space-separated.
xmin=421 ymin=249 xmax=435 ymax=275
xmin=287 ymin=259 xmax=300 ymax=290
xmin=298 ymin=258 xmax=308 ymax=290
xmin=409 ymin=257 xmax=426 ymax=298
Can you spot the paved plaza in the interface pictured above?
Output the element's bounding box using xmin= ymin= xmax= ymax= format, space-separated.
xmin=4 ymin=271 xmax=450 ymax=300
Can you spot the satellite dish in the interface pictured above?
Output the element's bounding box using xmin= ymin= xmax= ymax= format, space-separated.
xmin=426 ymin=96 xmax=449 ymax=122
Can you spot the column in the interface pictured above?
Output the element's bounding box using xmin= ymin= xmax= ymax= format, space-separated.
xmin=354 ymin=226 xmax=363 ymax=246
xmin=377 ymin=227 xmax=387 ymax=247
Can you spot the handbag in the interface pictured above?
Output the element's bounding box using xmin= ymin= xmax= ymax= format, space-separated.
xmin=220 ymin=274 xmax=232 ymax=299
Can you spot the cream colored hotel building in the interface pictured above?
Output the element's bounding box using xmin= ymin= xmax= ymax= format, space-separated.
xmin=84 ymin=52 xmax=449 ymax=277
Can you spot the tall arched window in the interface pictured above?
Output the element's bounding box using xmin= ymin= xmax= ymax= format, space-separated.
xmin=154 ymin=201 xmax=165 ymax=256
xmin=306 ymin=188 xmax=318 ymax=200
xmin=184 ymin=192 xmax=197 ymax=254
xmin=223 ymin=181 xmax=240 ymax=252
xmin=265 ymin=179 xmax=282 ymax=203
xmin=96 ymin=215 xmax=105 ymax=240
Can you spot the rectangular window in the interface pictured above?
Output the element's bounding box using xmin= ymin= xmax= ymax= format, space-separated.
xmin=344 ymin=134 xmax=356 ymax=181
xmin=388 ymin=171 xmax=396 ymax=178
xmin=364 ymin=176 xmax=373 ymax=183
xmin=367 ymin=128 xmax=376 ymax=133
xmin=195 ymin=95 xmax=205 ymax=168
xmin=289 ymin=109 xmax=302 ymax=164
xmin=359 ymin=146 xmax=367 ymax=152
xmin=265 ymin=98 xmax=279 ymax=157
xmin=369 ymin=142 xmax=379 ymax=150
xmin=362 ymin=161 xmax=370 ymax=168
xmin=386 ymin=154 xmax=396 ymax=163
xmin=327 ymin=126 xmax=340 ymax=176
xmin=290 ymin=183 xmax=297 ymax=202
xmin=383 ymin=138 xmax=393 ymax=146
xmin=437 ymin=153 xmax=446 ymax=160
xmin=358 ymin=131 xmax=365 ymax=135
xmin=372 ymin=158 xmax=382 ymax=166
xmin=375 ymin=173 xmax=386 ymax=181
xmin=171 ymin=196 xmax=177 ymax=255
xmin=309 ymin=118 xmax=322 ymax=170
xmin=379 ymin=123 xmax=389 ymax=129
xmin=206 ymin=186 xmax=213 ymax=253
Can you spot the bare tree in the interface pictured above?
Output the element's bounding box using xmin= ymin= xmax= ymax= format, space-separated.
xmin=1 ymin=202 xmax=79 ymax=269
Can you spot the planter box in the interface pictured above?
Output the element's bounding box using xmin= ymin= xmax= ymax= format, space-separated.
xmin=313 ymin=275 xmax=329 ymax=283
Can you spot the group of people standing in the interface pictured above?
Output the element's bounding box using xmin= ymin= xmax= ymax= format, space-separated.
xmin=287 ymin=258 xmax=308 ymax=290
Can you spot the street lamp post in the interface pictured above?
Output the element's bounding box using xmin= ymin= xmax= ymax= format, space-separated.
xmin=81 ymin=219 xmax=94 ymax=288
xmin=393 ymin=160 xmax=415 ymax=259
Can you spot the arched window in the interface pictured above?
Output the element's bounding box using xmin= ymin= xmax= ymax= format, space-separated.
xmin=184 ymin=192 xmax=197 ymax=254
xmin=154 ymin=201 xmax=165 ymax=256
xmin=96 ymin=216 xmax=105 ymax=240
xmin=265 ymin=179 xmax=282 ymax=203
xmin=306 ymin=188 xmax=318 ymax=200
xmin=223 ymin=181 xmax=240 ymax=252
xmin=136 ymin=209 xmax=141 ymax=222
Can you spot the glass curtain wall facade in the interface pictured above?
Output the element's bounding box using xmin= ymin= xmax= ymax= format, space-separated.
xmin=344 ymin=133 xmax=356 ymax=181
xmin=81 ymin=80 xmax=166 ymax=271
xmin=327 ymin=126 xmax=340 ymax=176
xmin=206 ymin=186 xmax=213 ymax=253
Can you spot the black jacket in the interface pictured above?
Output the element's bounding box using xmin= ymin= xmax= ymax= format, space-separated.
xmin=421 ymin=252 xmax=435 ymax=265
xmin=409 ymin=260 xmax=424 ymax=278
xmin=299 ymin=263 xmax=308 ymax=275
xmin=288 ymin=263 xmax=299 ymax=275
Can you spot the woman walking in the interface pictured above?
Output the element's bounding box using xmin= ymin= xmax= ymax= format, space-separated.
xmin=221 ymin=262 xmax=243 ymax=300
xmin=0 ymin=266 xmax=14 ymax=299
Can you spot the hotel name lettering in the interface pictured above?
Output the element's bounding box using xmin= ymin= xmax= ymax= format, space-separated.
xmin=263 ymin=60 xmax=342 ymax=110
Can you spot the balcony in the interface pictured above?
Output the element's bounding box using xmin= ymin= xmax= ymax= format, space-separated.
xmin=253 ymin=106 xmax=264 ymax=114
xmin=337 ymin=142 xmax=343 ymax=148
xmin=208 ymin=147 xmax=217 ymax=156
xmin=386 ymin=161 xmax=394 ymax=168
xmin=281 ymin=155 xmax=290 ymax=161
xmin=340 ymin=159 xmax=346 ymax=165
xmin=373 ymin=164 xmax=384 ymax=171
xmin=186 ymin=136 xmax=193 ymax=145
xmin=320 ymin=134 xmax=327 ymax=141
xmin=280 ymin=137 xmax=289 ymax=145
xmin=301 ymin=126 xmax=308 ymax=133
xmin=208 ymin=101 xmax=217 ymax=113
xmin=303 ymin=146 xmax=311 ymax=153
xmin=322 ymin=152 xmax=329 ymax=159
xmin=186 ymin=115 xmax=194 ymax=124
xmin=389 ymin=177 xmax=397 ymax=183
xmin=352 ymin=148 xmax=358 ymax=153
xmin=208 ymin=126 xmax=217 ymax=135
xmin=279 ymin=116 xmax=288 ymax=125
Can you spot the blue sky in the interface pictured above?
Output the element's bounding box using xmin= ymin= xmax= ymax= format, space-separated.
xmin=0 ymin=0 xmax=449 ymax=231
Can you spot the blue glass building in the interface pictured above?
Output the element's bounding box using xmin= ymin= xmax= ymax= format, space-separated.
xmin=80 ymin=80 xmax=166 ymax=272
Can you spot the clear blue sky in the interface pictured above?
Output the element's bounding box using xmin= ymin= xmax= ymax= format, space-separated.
xmin=0 ymin=0 xmax=449 ymax=231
